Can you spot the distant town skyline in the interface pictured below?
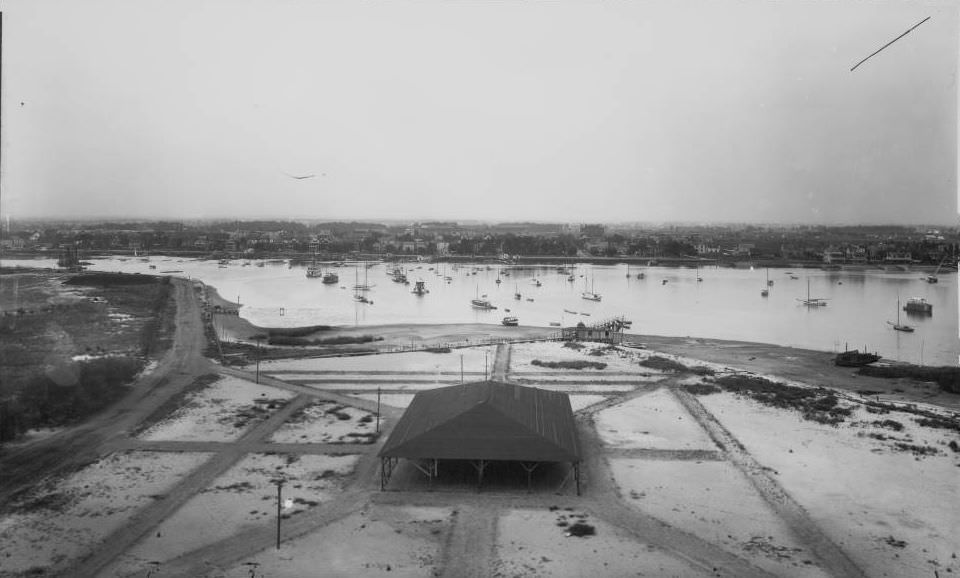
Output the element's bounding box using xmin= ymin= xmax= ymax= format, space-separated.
xmin=1 ymin=1 xmax=958 ymax=225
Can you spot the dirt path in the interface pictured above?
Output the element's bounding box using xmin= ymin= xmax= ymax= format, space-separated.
xmin=439 ymin=504 xmax=501 ymax=578
xmin=0 ymin=278 xmax=211 ymax=503
xmin=672 ymin=387 xmax=868 ymax=578
xmin=575 ymin=410 xmax=776 ymax=578
xmin=492 ymin=343 xmax=511 ymax=380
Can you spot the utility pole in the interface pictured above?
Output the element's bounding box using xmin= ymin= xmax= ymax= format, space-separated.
xmin=273 ymin=478 xmax=284 ymax=550
xmin=460 ymin=354 xmax=464 ymax=384
xmin=254 ymin=336 xmax=262 ymax=384
xmin=376 ymin=386 xmax=381 ymax=433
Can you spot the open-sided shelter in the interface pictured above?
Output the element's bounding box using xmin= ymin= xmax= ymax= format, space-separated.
xmin=378 ymin=380 xmax=581 ymax=493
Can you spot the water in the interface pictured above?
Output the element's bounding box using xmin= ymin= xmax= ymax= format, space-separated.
xmin=4 ymin=257 xmax=957 ymax=366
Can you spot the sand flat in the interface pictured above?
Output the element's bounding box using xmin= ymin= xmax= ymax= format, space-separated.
xmin=698 ymin=391 xmax=960 ymax=577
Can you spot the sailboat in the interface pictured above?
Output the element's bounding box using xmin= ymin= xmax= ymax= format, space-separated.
xmin=514 ymin=284 xmax=522 ymax=300
xmin=496 ymin=270 xmax=502 ymax=284
xmin=581 ymin=275 xmax=601 ymax=301
xmin=353 ymin=263 xmax=374 ymax=291
xmin=471 ymin=286 xmax=496 ymax=309
xmin=353 ymin=267 xmax=372 ymax=304
xmin=761 ymin=269 xmax=769 ymax=297
xmin=766 ymin=268 xmax=774 ymax=287
xmin=797 ymin=279 xmax=828 ymax=307
xmin=888 ymin=296 xmax=914 ymax=332
xmin=926 ymin=257 xmax=948 ymax=283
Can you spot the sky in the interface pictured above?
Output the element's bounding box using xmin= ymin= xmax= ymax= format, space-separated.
xmin=1 ymin=0 xmax=957 ymax=225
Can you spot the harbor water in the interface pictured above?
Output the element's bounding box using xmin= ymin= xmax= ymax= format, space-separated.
xmin=5 ymin=257 xmax=958 ymax=366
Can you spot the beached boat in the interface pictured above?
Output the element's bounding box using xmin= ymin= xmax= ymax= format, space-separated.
xmin=835 ymin=349 xmax=880 ymax=367
xmin=903 ymin=297 xmax=932 ymax=314
xmin=501 ymin=316 xmax=518 ymax=326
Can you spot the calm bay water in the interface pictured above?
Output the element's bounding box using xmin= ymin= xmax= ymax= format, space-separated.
xmin=5 ymin=257 xmax=958 ymax=366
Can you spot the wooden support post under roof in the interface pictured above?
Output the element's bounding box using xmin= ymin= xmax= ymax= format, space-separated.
xmin=520 ymin=462 xmax=539 ymax=493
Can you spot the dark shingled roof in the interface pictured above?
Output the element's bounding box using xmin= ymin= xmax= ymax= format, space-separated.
xmin=378 ymin=381 xmax=580 ymax=462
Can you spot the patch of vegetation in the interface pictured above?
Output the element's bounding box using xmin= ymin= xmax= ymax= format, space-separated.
xmin=884 ymin=536 xmax=907 ymax=548
xmin=893 ymin=442 xmax=938 ymax=456
xmin=425 ymin=347 xmax=452 ymax=353
xmin=872 ymin=419 xmax=904 ymax=431
xmin=64 ymin=272 xmax=161 ymax=286
xmin=562 ymin=342 xmax=585 ymax=350
xmin=265 ymin=325 xmax=333 ymax=338
xmin=713 ymin=375 xmax=853 ymax=426
xmin=324 ymin=405 xmax=352 ymax=420
xmin=566 ymin=522 xmax=596 ymax=537
xmin=858 ymin=364 xmax=960 ymax=394
xmin=864 ymin=403 xmax=890 ymax=415
xmin=344 ymin=432 xmax=379 ymax=443
xmin=949 ymin=440 xmax=959 ymax=453
xmin=531 ymin=359 xmax=607 ymax=370
xmin=638 ymin=355 xmax=714 ymax=375
xmin=267 ymin=334 xmax=382 ymax=346
xmin=10 ymin=356 xmax=144 ymax=433
xmin=684 ymin=382 xmax=721 ymax=395
xmin=207 ymin=481 xmax=255 ymax=493
xmin=11 ymin=491 xmax=74 ymax=515
xmin=1 ymin=272 xmax=176 ymax=441
xmin=914 ymin=416 xmax=960 ymax=434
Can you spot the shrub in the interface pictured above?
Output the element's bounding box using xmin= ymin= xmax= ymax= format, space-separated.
xmin=531 ymin=360 xmax=606 ymax=370
xmin=562 ymin=342 xmax=585 ymax=350
xmin=266 ymin=325 xmax=333 ymax=338
xmin=684 ymin=383 xmax=721 ymax=395
xmin=566 ymin=522 xmax=596 ymax=537
xmin=873 ymin=419 xmax=904 ymax=431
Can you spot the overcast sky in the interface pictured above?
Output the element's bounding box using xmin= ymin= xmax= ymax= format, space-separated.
xmin=1 ymin=1 xmax=957 ymax=224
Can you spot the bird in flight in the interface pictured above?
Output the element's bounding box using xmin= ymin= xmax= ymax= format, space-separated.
xmin=284 ymin=172 xmax=316 ymax=180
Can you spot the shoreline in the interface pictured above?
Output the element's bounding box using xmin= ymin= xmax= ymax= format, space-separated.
xmin=202 ymin=281 xmax=960 ymax=412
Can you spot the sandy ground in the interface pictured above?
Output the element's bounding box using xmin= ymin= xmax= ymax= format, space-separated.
xmin=510 ymin=341 xmax=645 ymax=373
xmin=611 ymin=459 xmax=830 ymax=578
xmin=268 ymin=401 xmax=379 ymax=444
xmin=494 ymin=508 xmax=709 ymax=577
xmin=596 ymin=388 xmax=718 ymax=450
xmin=697 ymin=391 xmax=960 ymax=578
xmin=219 ymin=505 xmax=452 ymax=578
xmin=0 ymin=451 xmax=209 ymax=575
xmin=252 ymin=346 xmax=497 ymax=374
xmin=138 ymin=376 xmax=295 ymax=442
xmin=108 ymin=453 xmax=359 ymax=575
